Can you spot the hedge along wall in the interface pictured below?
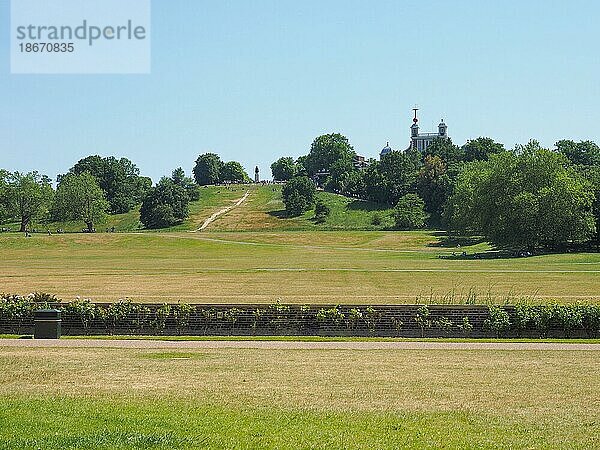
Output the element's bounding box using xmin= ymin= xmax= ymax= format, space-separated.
xmin=1 ymin=296 xmax=599 ymax=338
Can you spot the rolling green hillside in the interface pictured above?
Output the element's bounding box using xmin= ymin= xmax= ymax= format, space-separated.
xmin=9 ymin=185 xmax=397 ymax=233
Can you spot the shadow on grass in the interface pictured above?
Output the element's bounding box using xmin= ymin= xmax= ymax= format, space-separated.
xmin=267 ymin=210 xmax=289 ymax=219
xmin=428 ymin=233 xmax=487 ymax=248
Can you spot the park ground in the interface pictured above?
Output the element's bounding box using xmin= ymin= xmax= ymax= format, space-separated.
xmin=2 ymin=185 xmax=599 ymax=448
xmin=0 ymin=340 xmax=598 ymax=449
xmin=1 ymin=184 xmax=600 ymax=304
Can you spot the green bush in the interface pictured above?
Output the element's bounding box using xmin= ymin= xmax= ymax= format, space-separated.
xmin=64 ymin=298 xmax=98 ymax=333
xmin=433 ymin=316 xmax=454 ymax=335
xmin=484 ymin=306 xmax=511 ymax=337
xmin=314 ymin=199 xmax=330 ymax=223
xmin=316 ymin=305 xmax=345 ymax=327
xmin=414 ymin=305 xmax=431 ymax=337
xmin=580 ymin=304 xmax=600 ymax=337
xmin=173 ymin=302 xmax=194 ymax=334
xmin=153 ymin=303 xmax=172 ymax=333
xmin=394 ymin=194 xmax=427 ymax=230
xmin=457 ymin=316 xmax=473 ymax=336
xmin=553 ymin=305 xmax=583 ymax=338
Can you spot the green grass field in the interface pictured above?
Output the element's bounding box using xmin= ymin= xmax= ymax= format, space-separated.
xmin=0 ymin=229 xmax=598 ymax=304
xmin=0 ymin=345 xmax=597 ymax=449
xmin=1 ymin=184 xmax=599 ymax=304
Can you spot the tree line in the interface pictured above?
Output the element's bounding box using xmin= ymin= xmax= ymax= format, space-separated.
xmin=0 ymin=153 xmax=251 ymax=231
xmin=2 ymin=135 xmax=600 ymax=251
xmin=273 ymin=134 xmax=600 ymax=250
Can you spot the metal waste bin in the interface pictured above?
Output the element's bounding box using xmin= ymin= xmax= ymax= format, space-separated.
xmin=34 ymin=309 xmax=61 ymax=339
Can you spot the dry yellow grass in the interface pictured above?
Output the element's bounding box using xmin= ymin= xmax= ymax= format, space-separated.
xmin=0 ymin=346 xmax=597 ymax=418
xmin=1 ymin=231 xmax=599 ymax=304
xmin=0 ymin=345 xmax=598 ymax=448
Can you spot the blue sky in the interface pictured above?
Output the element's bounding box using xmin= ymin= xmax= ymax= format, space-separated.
xmin=1 ymin=0 xmax=600 ymax=182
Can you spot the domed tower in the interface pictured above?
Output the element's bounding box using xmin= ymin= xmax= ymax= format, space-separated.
xmin=438 ymin=119 xmax=447 ymax=137
xmin=380 ymin=141 xmax=392 ymax=159
xmin=254 ymin=166 xmax=259 ymax=183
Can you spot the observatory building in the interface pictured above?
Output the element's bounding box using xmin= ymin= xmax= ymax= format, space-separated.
xmin=380 ymin=108 xmax=449 ymax=158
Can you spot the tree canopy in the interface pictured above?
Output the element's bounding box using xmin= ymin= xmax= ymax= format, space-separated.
xmin=305 ymin=133 xmax=356 ymax=176
xmin=193 ymin=153 xmax=223 ymax=186
xmin=52 ymin=172 xmax=109 ymax=231
xmin=271 ymin=157 xmax=297 ymax=181
xmin=282 ymin=176 xmax=316 ymax=216
xmin=220 ymin=161 xmax=250 ymax=183
xmin=140 ymin=176 xmax=190 ymax=229
xmin=66 ymin=155 xmax=151 ymax=214
xmin=556 ymin=140 xmax=600 ymax=166
xmin=394 ymin=194 xmax=427 ymax=230
xmin=447 ymin=143 xmax=596 ymax=249
xmin=462 ymin=137 xmax=505 ymax=162
xmin=1 ymin=171 xmax=54 ymax=231
xmin=172 ymin=167 xmax=200 ymax=201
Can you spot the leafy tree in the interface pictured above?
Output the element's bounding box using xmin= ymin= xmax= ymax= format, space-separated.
xmin=579 ymin=165 xmax=600 ymax=245
xmin=271 ymin=157 xmax=297 ymax=181
xmin=556 ymin=140 xmax=600 ymax=166
xmin=394 ymin=194 xmax=427 ymax=229
xmin=282 ymin=176 xmax=316 ymax=216
xmin=447 ymin=143 xmax=596 ymax=249
xmin=0 ymin=170 xmax=9 ymax=222
xmin=462 ymin=137 xmax=505 ymax=162
xmin=377 ymin=151 xmax=420 ymax=205
xmin=193 ymin=153 xmax=222 ymax=185
xmin=171 ymin=167 xmax=200 ymax=201
xmin=423 ymin=137 xmax=463 ymax=164
xmin=140 ymin=177 xmax=190 ymax=229
xmin=326 ymin=156 xmax=356 ymax=193
xmin=417 ymin=156 xmax=452 ymax=224
xmin=362 ymin=162 xmax=388 ymax=204
xmin=314 ymin=199 xmax=330 ymax=223
xmin=66 ymin=155 xmax=151 ymax=214
xmin=295 ymin=155 xmax=309 ymax=177
xmin=52 ymin=172 xmax=109 ymax=232
xmin=305 ymin=133 xmax=356 ymax=177
xmin=2 ymin=171 xmax=54 ymax=232
xmin=220 ymin=161 xmax=250 ymax=183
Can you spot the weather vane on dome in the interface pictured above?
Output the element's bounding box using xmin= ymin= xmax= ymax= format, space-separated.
xmin=412 ymin=105 xmax=419 ymax=124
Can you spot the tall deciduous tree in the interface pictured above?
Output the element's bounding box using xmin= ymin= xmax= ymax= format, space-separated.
xmin=462 ymin=137 xmax=505 ymax=162
xmin=140 ymin=177 xmax=189 ymax=229
xmin=556 ymin=140 xmax=600 ymax=166
xmin=3 ymin=171 xmax=54 ymax=232
xmin=0 ymin=169 xmax=11 ymax=223
xmin=271 ymin=157 xmax=297 ymax=181
xmin=423 ymin=137 xmax=463 ymax=164
xmin=376 ymin=150 xmax=420 ymax=205
xmin=394 ymin=194 xmax=427 ymax=229
xmin=417 ymin=155 xmax=452 ymax=225
xmin=447 ymin=143 xmax=596 ymax=249
xmin=52 ymin=172 xmax=109 ymax=232
xmin=171 ymin=167 xmax=200 ymax=201
xmin=193 ymin=153 xmax=222 ymax=186
xmin=282 ymin=176 xmax=316 ymax=216
xmin=66 ymin=155 xmax=151 ymax=214
xmin=305 ymin=133 xmax=356 ymax=177
xmin=220 ymin=161 xmax=250 ymax=183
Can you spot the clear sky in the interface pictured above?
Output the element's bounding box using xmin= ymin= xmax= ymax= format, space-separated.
xmin=1 ymin=0 xmax=600 ymax=182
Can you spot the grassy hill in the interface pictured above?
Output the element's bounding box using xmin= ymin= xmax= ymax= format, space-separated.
xmin=200 ymin=185 xmax=397 ymax=232
xmin=12 ymin=184 xmax=397 ymax=233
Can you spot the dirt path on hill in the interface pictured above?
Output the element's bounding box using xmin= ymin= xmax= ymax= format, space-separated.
xmin=194 ymin=191 xmax=250 ymax=231
xmin=1 ymin=339 xmax=597 ymax=351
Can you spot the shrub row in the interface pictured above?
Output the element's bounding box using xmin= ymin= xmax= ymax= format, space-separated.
xmin=1 ymin=294 xmax=599 ymax=338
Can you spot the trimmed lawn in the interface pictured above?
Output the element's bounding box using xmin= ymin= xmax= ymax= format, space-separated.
xmin=0 ymin=346 xmax=597 ymax=449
